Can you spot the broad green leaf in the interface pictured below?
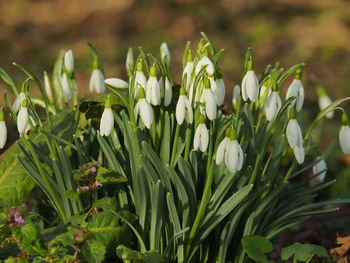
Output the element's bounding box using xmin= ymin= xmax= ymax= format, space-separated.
xmin=281 ymin=242 xmax=329 ymax=262
xmin=81 ymin=239 xmax=106 ymax=263
xmin=116 ymin=245 xmax=142 ymax=262
xmin=241 ymin=235 xmax=273 ymax=263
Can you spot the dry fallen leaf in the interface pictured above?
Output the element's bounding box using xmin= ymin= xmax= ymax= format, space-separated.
xmin=331 ymin=236 xmax=350 ymax=263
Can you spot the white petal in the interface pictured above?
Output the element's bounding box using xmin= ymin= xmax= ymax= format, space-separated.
xmin=184 ymin=97 xmax=193 ymax=124
xmin=319 ymin=95 xmax=334 ymax=119
xmin=296 ymin=85 xmax=304 ymax=111
xmin=339 ymin=126 xmax=350 ymax=154
xmin=164 ymin=77 xmax=172 ymax=106
xmin=213 ymin=78 xmax=225 ymax=106
xmin=241 ymin=74 xmax=248 ymax=101
xmin=175 ymin=96 xmax=186 ymax=125
xmin=99 ymin=108 xmax=114 ymax=136
xmin=195 ymin=56 xmax=214 ymax=75
xmin=216 ymin=137 xmax=228 ymax=165
xmin=226 ymin=141 xmax=239 ymax=172
xmin=61 ymin=73 xmax=72 ymax=101
xmin=0 ymin=121 xmax=7 ymax=149
xmin=160 ymin=42 xmax=171 ymax=65
xmin=313 ymin=158 xmax=327 ymax=182
xmin=134 ymin=71 xmax=147 ymax=97
xmin=237 ymin=142 xmax=244 ymax=170
xmin=17 ymin=107 xmax=29 ymax=134
xmin=134 ymin=101 xmax=140 ymax=123
xmin=245 ymin=71 xmax=259 ymax=102
xmin=183 ymin=62 xmax=194 ymax=91
xmin=203 ymin=89 xmax=217 ymax=121
xmin=105 ymin=78 xmax=128 ymax=89
xmin=286 ymin=119 xmax=302 ymax=148
xmin=139 ymin=99 xmax=153 ymax=129
xmin=64 ymin=50 xmax=74 ymax=72
xmin=265 ymin=92 xmax=281 ymax=121
xmin=199 ymin=124 xmax=209 ymax=152
xmin=232 ymin=85 xmax=241 ymax=106
xmin=293 ymin=145 xmax=305 ymax=164
xmin=12 ymin=92 xmax=26 ymax=113
xmin=193 ymin=125 xmax=201 ymax=150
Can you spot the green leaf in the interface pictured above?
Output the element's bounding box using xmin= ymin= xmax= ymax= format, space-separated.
xmin=241 ymin=235 xmax=274 ymax=263
xmin=95 ymin=167 xmax=127 ymax=185
xmin=81 ymin=239 xmax=106 ymax=263
xmin=281 ymin=242 xmax=329 ymax=262
xmin=116 ymin=245 xmax=142 ymax=262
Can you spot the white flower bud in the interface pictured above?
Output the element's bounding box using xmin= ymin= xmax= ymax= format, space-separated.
xmin=200 ymin=87 xmax=217 ymax=121
xmin=99 ymin=100 xmax=114 ymax=136
xmin=319 ymin=95 xmax=334 ymax=119
xmin=313 ymin=158 xmax=327 ymax=182
xmin=293 ymin=145 xmax=305 ymax=164
xmin=264 ymin=91 xmax=282 ymax=121
xmin=193 ymin=123 xmax=209 ymax=152
xmin=160 ymin=42 xmax=171 ymax=66
xmin=286 ymin=119 xmax=303 ymax=148
xmin=61 ymin=73 xmax=72 ymax=101
xmin=12 ymin=92 xmax=26 ymax=113
xmin=241 ymin=70 xmax=259 ymax=102
xmin=44 ymin=71 xmax=54 ymax=102
xmin=226 ymin=140 xmax=244 ymax=172
xmin=286 ymin=79 xmax=304 ymax=111
xmin=134 ymin=98 xmax=153 ymax=129
xmin=89 ymin=69 xmax=106 ymax=93
xmin=0 ymin=110 xmax=7 ymax=149
xmin=126 ymin=47 xmax=134 ymax=73
xmin=213 ymin=78 xmax=225 ymax=106
xmin=183 ymin=61 xmax=194 ymax=91
xmin=195 ymin=56 xmax=214 ymax=75
xmin=17 ymin=101 xmax=29 ymax=134
xmin=175 ymin=88 xmax=193 ymax=125
xmin=64 ymin=50 xmax=74 ymax=73
xmin=163 ymin=77 xmax=172 ymax=106
xmin=232 ymin=85 xmax=241 ymax=107
xmin=339 ymin=125 xmax=350 ymax=154
xmin=105 ymin=78 xmax=128 ymax=89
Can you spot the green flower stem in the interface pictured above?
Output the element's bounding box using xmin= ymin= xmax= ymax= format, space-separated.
xmin=23 ymin=135 xmax=66 ymax=221
xmin=186 ymin=161 xmax=215 ymax=256
xmin=184 ymin=127 xmax=192 ymax=162
xmin=170 ymin=124 xmax=180 ymax=167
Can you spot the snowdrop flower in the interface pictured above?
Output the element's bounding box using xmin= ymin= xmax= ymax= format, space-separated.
xmin=90 ymin=69 xmax=106 ymax=93
xmin=216 ymin=128 xmax=244 ymax=172
xmin=146 ymin=64 xmax=161 ymax=106
xmin=105 ymin=78 xmax=128 ymax=89
xmin=286 ymin=68 xmax=304 ymax=112
xmin=232 ymin=85 xmax=241 ymax=108
xmin=12 ymin=92 xmax=26 ymax=113
xmin=193 ymin=115 xmax=209 ymax=152
xmin=99 ymin=98 xmax=114 ymax=136
xmin=313 ymin=158 xmax=327 ymax=182
xmin=134 ymin=61 xmax=147 ymax=98
xmin=339 ymin=113 xmax=350 ymax=154
xmin=61 ymin=73 xmax=72 ymax=101
xmin=64 ymin=50 xmax=74 ymax=73
xmin=161 ymin=76 xmax=172 ymax=107
xmin=293 ymin=145 xmax=305 ymax=164
xmin=317 ymin=86 xmax=333 ymax=119
xmin=126 ymin=47 xmax=134 ymax=75
xmin=183 ymin=51 xmax=194 ymax=92
xmin=160 ymin=42 xmax=171 ymax=66
xmin=241 ymin=58 xmax=259 ymax=102
xmin=264 ymin=82 xmax=282 ymax=121
xmin=25 ymin=116 xmax=37 ymax=133
xmin=175 ymin=87 xmax=193 ymax=125
xmin=44 ymin=71 xmax=54 ymax=103
xmin=0 ymin=109 xmax=7 ymax=149
xmin=286 ymin=118 xmax=303 ymax=149
xmin=258 ymin=80 xmax=271 ymax=108
xmin=195 ymin=56 xmax=214 ymax=75
xmin=213 ymin=71 xmax=225 ymax=106
xmin=200 ymin=77 xmax=217 ymax=121
xmin=134 ymin=87 xmax=153 ymax=129
xmin=286 ymin=111 xmax=305 ymax=164
xmin=17 ymin=99 xmax=29 ymax=135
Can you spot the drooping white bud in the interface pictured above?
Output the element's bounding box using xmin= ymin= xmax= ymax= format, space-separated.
xmin=146 ymin=65 xmax=161 ymax=106
xmin=213 ymin=77 xmax=225 ymax=106
xmin=339 ymin=125 xmax=350 ymax=154
xmin=313 ymin=158 xmax=327 ymax=182
xmin=241 ymin=71 xmax=259 ymax=102
xmin=12 ymin=92 xmax=26 ymax=113
xmin=61 ymin=73 xmax=72 ymax=101
xmin=0 ymin=109 xmax=7 ymax=149
xmin=195 ymin=56 xmax=214 ymax=75
xmin=264 ymin=91 xmax=282 ymax=121
xmin=105 ymin=78 xmax=128 ymax=89
xmin=160 ymin=42 xmax=171 ymax=66
xmin=175 ymin=87 xmax=193 ymax=125
xmin=232 ymin=85 xmax=241 ymax=107
xmin=193 ymin=120 xmax=209 ymax=152
xmin=89 ymin=69 xmax=106 ymax=93
xmin=286 ymin=119 xmax=303 ymax=149
xmin=318 ymin=95 xmax=334 ymax=119
xmin=134 ymin=87 xmax=153 ymax=129
xmin=64 ymin=50 xmax=74 ymax=73
xmin=163 ymin=77 xmax=172 ymax=107
xmin=99 ymin=98 xmax=114 ymax=136
xmin=17 ymin=99 xmax=29 ymax=135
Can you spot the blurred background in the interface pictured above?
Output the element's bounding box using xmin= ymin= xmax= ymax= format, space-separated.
xmin=1 ymin=0 xmax=350 ymax=248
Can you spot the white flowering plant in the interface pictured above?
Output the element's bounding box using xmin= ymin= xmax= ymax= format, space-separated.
xmin=0 ymin=33 xmax=349 ymax=262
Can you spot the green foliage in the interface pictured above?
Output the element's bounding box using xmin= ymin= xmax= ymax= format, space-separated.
xmin=241 ymin=235 xmax=274 ymax=263
xmin=281 ymin=242 xmax=329 ymax=262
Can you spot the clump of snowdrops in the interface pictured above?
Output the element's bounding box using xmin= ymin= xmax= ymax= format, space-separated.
xmin=0 ymin=33 xmax=349 ymax=263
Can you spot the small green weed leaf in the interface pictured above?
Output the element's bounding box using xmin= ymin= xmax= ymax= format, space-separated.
xmin=116 ymin=245 xmax=142 ymax=262
xmin=95 ymin=167 xmax=127 ymax=184
xmin=241 ymin=235 xmax=274 ymax=263
xmin=281 ymin=242 xmax=329 ymax=262
xmin=81 ymin=239 xmax=106 ymax=263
